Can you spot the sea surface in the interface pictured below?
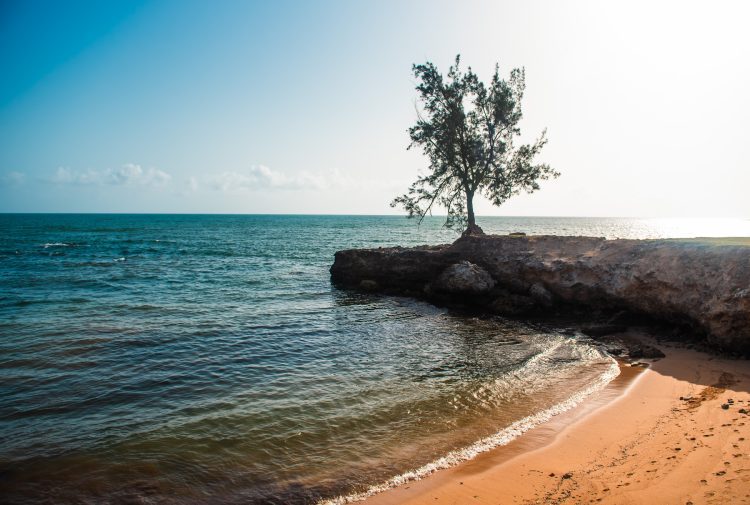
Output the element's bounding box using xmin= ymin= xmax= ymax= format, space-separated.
xmin=1 ymin=215 xmax=749 ymax=504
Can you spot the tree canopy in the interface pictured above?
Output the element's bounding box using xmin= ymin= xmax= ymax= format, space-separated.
xmin=391 ymin=55 xmax=559 ymax=233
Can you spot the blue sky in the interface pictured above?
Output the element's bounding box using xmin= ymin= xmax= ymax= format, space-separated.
xmin=1 ymin=0 xmax=749 ymax=216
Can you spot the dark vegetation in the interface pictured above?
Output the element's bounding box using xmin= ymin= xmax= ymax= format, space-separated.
xmin=392 ymin=55 xmax=559 ymax=233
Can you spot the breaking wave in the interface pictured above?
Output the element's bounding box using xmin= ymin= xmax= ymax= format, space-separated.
xmin=320 ymin=355 xmax=620 ymax=505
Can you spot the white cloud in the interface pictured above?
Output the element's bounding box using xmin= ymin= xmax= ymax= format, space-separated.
xmin=208 ymin=165 xmax=409 ymax=193
xmin=0 ymin=171 xmax=25 ymax=187
xmin=172 ymin=175 xmax=200 ymax=197
xmin=52 ymin=164 xmax=171 ymax=187
xmin=209 ymin=165 xmax=327 ymax=192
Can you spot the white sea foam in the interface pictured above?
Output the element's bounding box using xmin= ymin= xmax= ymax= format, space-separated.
xmin=42 ymin=242 xmax=74 ymax=248
xmin=318 ymin=355 xmax=620 ymax=505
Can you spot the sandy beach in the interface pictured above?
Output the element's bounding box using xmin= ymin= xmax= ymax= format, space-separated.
xmin=364 ymin=338 xmax=750 ymax=505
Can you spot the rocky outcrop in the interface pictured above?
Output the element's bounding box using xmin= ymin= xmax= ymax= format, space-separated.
xmin=330 ymin=235 xmax=750 ymax=354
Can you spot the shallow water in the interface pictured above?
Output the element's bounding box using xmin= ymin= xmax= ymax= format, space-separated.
xmin=0 ymin=215 xmax=747 ymax=504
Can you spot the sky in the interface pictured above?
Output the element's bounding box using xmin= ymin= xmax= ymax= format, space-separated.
xmin=0 ymin=0 xmax=748 ymax=217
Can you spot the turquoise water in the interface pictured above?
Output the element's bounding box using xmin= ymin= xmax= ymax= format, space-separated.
xmin=1 ymin=215 xmax=748 ymax=504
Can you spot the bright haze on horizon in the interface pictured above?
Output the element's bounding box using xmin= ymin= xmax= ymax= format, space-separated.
xmin=0 ymin=0 xmax=748 ymax=218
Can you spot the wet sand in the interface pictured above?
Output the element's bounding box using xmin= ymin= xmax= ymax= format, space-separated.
xmin=364 ymin=340 xmax=750 ymax=504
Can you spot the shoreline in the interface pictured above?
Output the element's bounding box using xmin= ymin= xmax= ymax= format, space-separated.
xmin=359 ymin=338 xmax=750 ymax=504
xmin=320 ymin=347 xmax=623 ymax=505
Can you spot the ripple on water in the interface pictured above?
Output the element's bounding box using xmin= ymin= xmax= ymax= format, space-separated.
xmin=3 ymin=214 xmax=746 ymax=504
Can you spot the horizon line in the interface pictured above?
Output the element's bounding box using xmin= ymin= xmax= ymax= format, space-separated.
xmin=0 ymin=212 xmax=748 ymax=220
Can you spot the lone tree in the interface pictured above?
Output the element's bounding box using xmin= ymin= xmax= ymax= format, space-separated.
xmin=392 ymin=55 xmax=559 ymax=234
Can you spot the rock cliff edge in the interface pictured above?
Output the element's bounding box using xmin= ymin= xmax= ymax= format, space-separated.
xmin=330 ymin=235 xmax=750 ymax=354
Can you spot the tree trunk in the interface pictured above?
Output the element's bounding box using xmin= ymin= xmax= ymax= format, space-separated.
xmin=466 ymin=191 xmax=476 ymax=228
xmin=462 ymin=190 xmax=484 ymax=236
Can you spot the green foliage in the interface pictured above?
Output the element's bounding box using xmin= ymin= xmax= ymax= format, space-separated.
xmin=391 ymin=55 xmax=559 ymax=231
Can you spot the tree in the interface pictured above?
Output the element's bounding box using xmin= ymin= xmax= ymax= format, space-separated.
xmin=391 ymin=55 xmax=559 ymax=234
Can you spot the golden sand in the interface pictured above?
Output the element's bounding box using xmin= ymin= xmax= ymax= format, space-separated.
xmin=364 ymin=341 xmax=750 ymax=504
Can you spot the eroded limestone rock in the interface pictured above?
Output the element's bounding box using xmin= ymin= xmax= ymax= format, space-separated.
xmin=432 ymin=261 xmax=495 ymax=295
xmin=330 ymin=235 xmax=750 ymax=354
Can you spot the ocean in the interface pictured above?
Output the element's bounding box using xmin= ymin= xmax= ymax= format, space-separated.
xmin=1 ymin=214 xmax=749 ymax=504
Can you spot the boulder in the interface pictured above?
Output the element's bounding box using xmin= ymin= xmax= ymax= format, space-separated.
xmin=433 ymin=261 xmax=496 ymax=295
